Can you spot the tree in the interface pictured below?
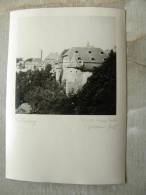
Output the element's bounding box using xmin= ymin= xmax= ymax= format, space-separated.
xmin=73 ymin=50 xmax=116 ymax=114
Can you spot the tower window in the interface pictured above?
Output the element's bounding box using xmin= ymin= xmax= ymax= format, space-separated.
xmin=101 ymin=51 xmax=104 ymax=54
xmin=75 ymin=51 xmax=78 ymax=53
xmin=78 ymin=57 xmax=81 ymax=60
xmin=91 ymin=58 xmax=95 ymax=60
xmin=88 ymin=51 xmax=92 ymax=53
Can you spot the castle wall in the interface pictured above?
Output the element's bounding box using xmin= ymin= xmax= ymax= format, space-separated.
xmin=56 ymin=46 xmax=109 ymax=95
xmin=55 ymin=68 xmax=62 ymax=82
xmin=64 ymin=68 xmax=92 ymax=95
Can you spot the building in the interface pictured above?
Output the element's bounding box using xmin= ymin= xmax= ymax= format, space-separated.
xmin=24 ymin=58 xmax=45 ymax=71
xmin=57 ymin=46 xmax=109 ymax=95
xmin=44 ymin=52 xmax=59 ymax=74
xmin=16 ymin=58 xmax=25 ymax=72
xmin=16 ymin=50 xmax=46 ymax=72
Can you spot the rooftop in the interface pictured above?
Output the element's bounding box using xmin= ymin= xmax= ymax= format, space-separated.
xmin=62 ymin=46 xmax=108 ymax=64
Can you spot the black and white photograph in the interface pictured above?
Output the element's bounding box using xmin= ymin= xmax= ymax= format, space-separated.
xmin=15 ymin=15 xmax=116 ymax=115
xmin=6 ymin=8 xmax=126 ymax=185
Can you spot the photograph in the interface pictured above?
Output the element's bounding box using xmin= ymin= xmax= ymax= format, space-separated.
xmin=15 ymin=16 xmax=116 ymax=115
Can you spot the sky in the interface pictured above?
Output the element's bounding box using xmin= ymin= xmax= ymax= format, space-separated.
xmin=16 ymin=16 xmax=116 ymax=59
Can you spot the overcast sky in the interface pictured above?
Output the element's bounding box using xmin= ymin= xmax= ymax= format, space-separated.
xmin=16 ymin=16 xmax=116 ymax=59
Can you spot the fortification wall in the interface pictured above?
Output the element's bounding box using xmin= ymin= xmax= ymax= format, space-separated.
xmin=64 ymin=68 xmax=92 ymax=95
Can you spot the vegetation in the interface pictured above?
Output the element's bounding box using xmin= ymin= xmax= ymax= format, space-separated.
xmin=16 ymin=50 xmax=116 ymax=115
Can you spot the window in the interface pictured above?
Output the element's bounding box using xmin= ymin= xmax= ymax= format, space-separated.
xmin=78 ymin=57 xmax=81 ymax=60
xmin=101 ymin=51 xmax=104 ymax=54
xmin=88 ymin=51 xmax=92 ymax=53
xmin=63 ymin=56 xmax=69 ymax=63
xmin=79 ymin=60 xmax=82 ymax=63
xmin=75 ymin=51 xmax=78 ymax=53
xmin=91 ymin=58 xmax=95 ymax=60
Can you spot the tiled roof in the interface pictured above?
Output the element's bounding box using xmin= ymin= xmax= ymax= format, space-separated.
xmin=62 ymin=47 xmax=108 ymax=64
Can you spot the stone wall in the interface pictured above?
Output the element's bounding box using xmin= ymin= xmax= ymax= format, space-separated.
xmin=63 ymin=67 xmax=92 ymax=95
